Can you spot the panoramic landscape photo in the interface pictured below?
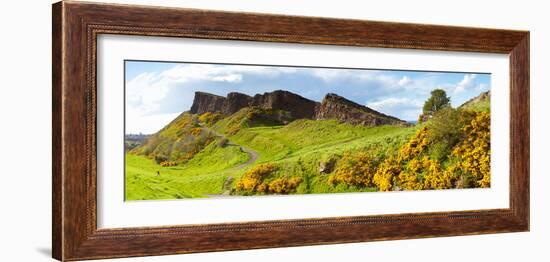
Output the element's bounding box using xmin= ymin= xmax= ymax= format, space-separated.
xmin=124 ymin=60 xmax=491 ymax=200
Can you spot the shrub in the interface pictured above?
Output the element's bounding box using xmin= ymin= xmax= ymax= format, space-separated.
xmin=396 ymin=158 xmax=424 ymax=190
xmin=154 ymin=155 xmax=168 ymax=165
xmin=427 ymin=108 xmax=480 ymax=161
xmin=256 ymin=183 xmax=269 ymax=193
xmin=426 ymin=108 xmax=463 ymax=160
xmin=420 ymin=157 xmax=454 ymax=190
xmin=449 ymin=111 xmax=491 ymax=187
xmin=198 ymin=112 xmax=223 ymax=126
xmin=267 ymin=177 xmax=303 ymax=194
xmin=190 ymin=127 xmax=202 ymax=137
xmin=160 ymin=161 xmax=177 ymax=167
xmin=373 ymin=127 xmax=455 ymax=191
xmin=325 ymin=110 xmax=490 ymax=192
xmin=397 ymin=127 xmax=430 ymax=162
xmin=218 ymin=138 xmax=228 ymax=147
xmin=328 ymin=151 xmax=379 ymax=187
xmin=226 ymin=124 xmax=242 ymax=135
xmin=373 ymin=156 xmax=401 ymax=191
xmin=235 ymin=163 xmax=278 ymax=192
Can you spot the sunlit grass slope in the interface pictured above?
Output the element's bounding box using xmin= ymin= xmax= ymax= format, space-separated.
xmin=126 ymin=107 xmax=416 ymax=200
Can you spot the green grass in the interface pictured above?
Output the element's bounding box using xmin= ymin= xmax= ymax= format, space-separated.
xmin=127 ymin=109 xmax=417 ymax=200
xmin=125 ymin=138 xmax=250 ymax=200
xmin=462 ymin=99 xmax=490 ymax=112
xmin=225 ymin=119 xmax=414 ymax=162
xmin=221 ymin=119 xmax=415 ymax=195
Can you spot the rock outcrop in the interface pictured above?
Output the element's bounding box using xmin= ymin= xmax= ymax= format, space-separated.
xmin=189 ymin=92 xmax=226 ymax=115
xmin=250 ymin=90 xmax=318 ymax=119
xmin=315 ymin=93 xmax=408 ymax=126
xmin=190 ymin=90 xmax=318 ymax=119
xmin=189 ymin=90 xmax=408 ymax=126
xmin=223 ymin=92 xmax=253 ymax=115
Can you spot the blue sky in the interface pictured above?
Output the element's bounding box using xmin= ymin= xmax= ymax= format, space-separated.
xmin=125 ymin=61 xmax=490 ymax=134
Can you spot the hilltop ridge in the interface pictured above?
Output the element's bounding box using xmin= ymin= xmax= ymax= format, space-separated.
xmin=189 ymin=90 xmax=408 ymax=126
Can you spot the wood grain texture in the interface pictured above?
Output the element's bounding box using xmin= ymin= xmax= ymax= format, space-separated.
xmin=52 ymin=1 xmax=530 ymax=261
xmin=52 ymin=2 xmax=63 ymax=260
xmin=509 ymin=35 xmax=530 ymax=227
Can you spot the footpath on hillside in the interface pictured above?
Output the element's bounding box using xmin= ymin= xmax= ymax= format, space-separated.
xmin=199 ymin=123 xmax=260 ymax=197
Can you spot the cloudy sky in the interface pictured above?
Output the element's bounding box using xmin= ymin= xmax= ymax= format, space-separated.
xmin=125 ymin=60 xmax=490 ymax=134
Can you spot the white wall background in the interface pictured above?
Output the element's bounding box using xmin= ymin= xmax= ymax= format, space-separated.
xmin=0 ymin=0 xmax=546 ymax=261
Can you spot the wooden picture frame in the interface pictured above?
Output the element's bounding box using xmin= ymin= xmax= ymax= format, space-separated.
xmin=52 ymin=1 xmax=529 ymax=261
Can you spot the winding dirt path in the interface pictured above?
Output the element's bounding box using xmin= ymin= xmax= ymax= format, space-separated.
xmin=199 ymin=124 xmax=260 ymax=197
xmin=203 ymin=125 xmax=259 ymax=170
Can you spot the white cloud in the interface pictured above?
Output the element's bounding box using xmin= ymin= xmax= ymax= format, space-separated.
xmin=126 ymin=64 xmax=303 ymax=134
xmin=367 ymin=97 xmax=423 ymax=121
xmin=159 ymin=64 xmax=269 ymax=82
xmin=126 ymin=72 xmax=169 ymax=115
xmin=211 ymin=74 xmax=243 ymax=82
xmin=398 ymin=76 xmax=412 ymax=86
xmin=127 ymin=64 xmax=299 ymax=114
xmin=125 ymin=111 xmax=180 ymax=135
xmin=309 ymin=69 xmax=410 ymax=98
xmin=453 ymin=74 xmax=477 ymax=94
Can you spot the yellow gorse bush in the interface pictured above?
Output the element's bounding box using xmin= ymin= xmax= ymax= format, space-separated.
xmin=422 ymin=157 xmax=454 ymax=190
xmin=373 ymin=127 xmax=430 ymax=191
xmin=397 ymin=126 xmax=430 ymax=162
xmin=397 ymin=158 xmax=424 ymax=190
xmin=190 ymin=127 xmax=202 ymax=137
xmin=372 ymin=155 xmax=400 ymax=191
xmin=198 ymin=111 xmax=223 ymax=126
xmin=235 ymin=163 xmax=303 ymax=194
xmin=449 ymin=111 xmax=491 ymax=187
xmin=334 ymin=111 xmax=490 ymax=192
xmin=235 ymin=163 xmax=278 ymax=192
xmin=267 ymin=177 xmax=303 ymax=194
xmin=328 ymin=151 xmax=378 ymax=187
xmin=160 ymin=161 xmax=177 ymax=167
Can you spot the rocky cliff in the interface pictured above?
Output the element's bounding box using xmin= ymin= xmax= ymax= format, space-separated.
xmin=223 ymin=92 xmax=253 ymax=115
xmin=189 ymin=92 xmax=226 ymax=115
xmin=189 ymin=90 xmax=408 ymax=126
xmin=190 ymin=90 xmax=318 ymax=119
xmin=315 ymin=93 xmax=407 ymax=126
xmin=250 ymin=90 xmax=318 ymax=119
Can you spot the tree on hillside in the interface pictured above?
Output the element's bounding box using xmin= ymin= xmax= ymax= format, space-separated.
xmin=423 ymin=89 xmax=451 ymax=115
xmin=419 ymin=89 xmax=451 ymax=123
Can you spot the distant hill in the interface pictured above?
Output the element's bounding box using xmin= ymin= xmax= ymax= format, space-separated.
xmin=125 ymin=133 xmax=150 ymax=141
xmin=190 ymin=90 xmax=408 ymax=127
xmin=459 ymin=91 xmax=490 ymax=112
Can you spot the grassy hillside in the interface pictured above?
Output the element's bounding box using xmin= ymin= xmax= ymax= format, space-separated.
xmin=220 ymin=118 xmax=415 ymax=195
xmin=460 ymin=91 xmax=490 ymax=112
xmin=126 ymin=137 xmax=250 ymax=200
xmin=130 ymin=113 xmax=215 ymax=164
xmin=126 ymin=107 xmax=416 ymax=200
xmin=214 ymin=107 xmax=294 ymax=135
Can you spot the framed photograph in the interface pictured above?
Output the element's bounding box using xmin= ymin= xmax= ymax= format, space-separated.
xmin=52 ymin=1 xmax=529 ymax=261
